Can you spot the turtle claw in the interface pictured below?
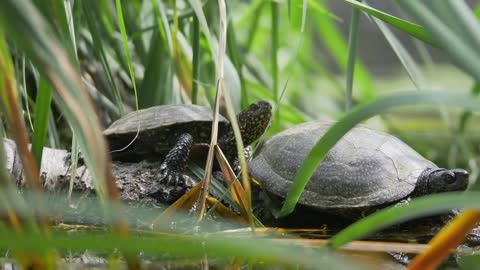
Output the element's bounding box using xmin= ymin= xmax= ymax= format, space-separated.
xmin=158 ymin=163 xmax=192 ymax=187
xmin=159 ymin=167 xmax=181 ymax=186
xmin=148 ymin=165 xmax=195 ymax=203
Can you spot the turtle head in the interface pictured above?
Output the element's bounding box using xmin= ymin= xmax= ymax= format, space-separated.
xmin=236 ymin=100 xmax=272 ymax=145
xmin=413 ymin=168 xmax=469 ymax=197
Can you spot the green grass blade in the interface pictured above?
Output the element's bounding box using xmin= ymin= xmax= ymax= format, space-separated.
xmin=46 ymin=110 xmax=60 ymax=148
xmin=279 ymin=91 xmax=480 ymax=217
xmin=82 ymin=1 xmax=123 ymax=114
xmin=139 ymin=0 xmax=174 ymax=106
xmin=243 ymin=1 xmax=265 ymax=52
xmin=0 ymin=0 xmax=114 ymax=202
xmin=31 ymin=77 xmax=52 ymax=169
xmin=289 ymin=0 xmax=308 ymax=34
xmin=308 ymin=0 xmax=341 ymax=21
xmin=372 ymin=18 xmax=423 ymax=89
xmin=345 ymin=2 xmax=360 ymax=111
xmin=342 ymin=0 xmax=433 ymax=45
xmin=397 ymin=1 xmax=480 ymax=81
xmin=115 ymin=0 xmax=139 ymax=111
xmin=151 ymin=0 xmax=173 ymax=52
xmin=188 ymin=0 xmax=216 ymax=66
xmin=34 ymin=1 xmax=74 ymax=56
xmin=18 ymin=57 xmax=34 ymax=131
xmin=120 ymin=1 xmax=147 ymax=63
xmin=63 ymin=0 xmax=77 ymax=58
xmin=236 ymin=0 xmax=266 ymax=28
xmin=313 ymin=2 xmax=376 ymax=103
xmin=278 ymin=0 xmax=307 ymax=120
xmin=139 ymin=32 xmax=173 ymax=107
xmin=192 ymin=15 xmax=200 ymax=104
xmin=188 ymin=0 xmax=241 ymax=107
xmin=328 ymin=192 xmax=480 ymax=249
xmin=271 ymin=0 xmax=279 ymax=128
xmin=438 ymin=1 xmax=480 ymax=49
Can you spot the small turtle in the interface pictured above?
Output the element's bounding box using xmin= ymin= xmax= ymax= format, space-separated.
xmin=249 ymin=121 xmax=469 ymax=218
xmin=104 ymin=101 xmax=272 ymax=194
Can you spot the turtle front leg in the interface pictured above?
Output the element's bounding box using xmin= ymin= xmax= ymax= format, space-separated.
xmin=158 ymin=133 xmax=194 ymax=186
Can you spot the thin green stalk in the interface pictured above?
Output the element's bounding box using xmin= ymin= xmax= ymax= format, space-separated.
xmin=192 ymin=15 xmax=200 ymax=104
xmin=315 ymin=1 xmax=376 ymax=102
xmin=271 ymin=0 xmax=279 ymax=127
xmin=82 ymin=1 xmax=123 ymax=115
xmin=47 ymin=111 xmax=60 ymax=148
xmin=115 ymin=0 xmax=139 ymax=111
xmin=20 ymin=57 xmax=34 ymax=131
xmin=345 ymin=1 xmax=360 ymax=111
xmin=245 ymin=2 xmax=265 ymax=52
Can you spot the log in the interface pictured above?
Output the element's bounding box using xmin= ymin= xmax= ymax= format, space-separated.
xmin=3 ymin=138 xmax=188 ymax=207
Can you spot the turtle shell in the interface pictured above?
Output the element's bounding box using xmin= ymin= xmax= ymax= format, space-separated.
xmin=104 ymin=104 xmax=229 ymax=160
xmin=249 ymin=121 xmax=437 ymax=211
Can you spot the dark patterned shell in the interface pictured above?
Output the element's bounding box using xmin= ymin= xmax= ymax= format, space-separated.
xmin=104 ymin=104 xmax=229 ymax=159
xmin=249 ymin=121 xmax=437 ymax=210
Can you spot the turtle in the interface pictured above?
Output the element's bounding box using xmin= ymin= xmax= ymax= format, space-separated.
xmin=104 ymin=100 xmax=272 ymax=194
xmin=248 ymin=120 xmax=469 ymax=218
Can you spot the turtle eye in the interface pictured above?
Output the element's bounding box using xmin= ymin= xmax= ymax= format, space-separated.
xmin=444 ymin=174 xmax=456 ymax=184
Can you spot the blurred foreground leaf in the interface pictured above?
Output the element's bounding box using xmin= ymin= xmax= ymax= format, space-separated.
xmin=328 ymin=191 xmax=480 ymax=248
xmin=342 ymin=0 xmax=433 ymax=45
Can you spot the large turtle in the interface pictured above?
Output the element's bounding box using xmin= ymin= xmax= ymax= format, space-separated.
xmin=104 ymin=100 xmax=272 ymax=192
xmin=249 ymin=121 xmax=469 ymax=218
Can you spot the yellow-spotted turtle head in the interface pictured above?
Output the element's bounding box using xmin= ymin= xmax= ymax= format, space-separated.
xmin=236 ymin=100 xmax=272 ymax=145
xmin=218 ymin=100 xmax=272 ymax=162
